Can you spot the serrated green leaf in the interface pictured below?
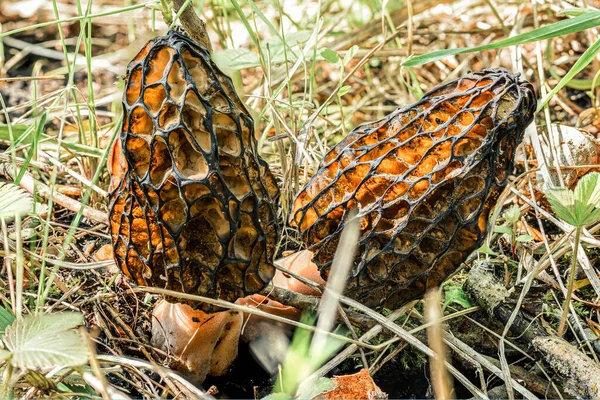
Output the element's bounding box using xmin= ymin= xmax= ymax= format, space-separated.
xmin=3 ymin=313 xmax=88 ymax=369
xmin=320 ymin=48 xmax=340 ymax=64
xmin=515 ymin=234 xmax=534 ymax=243
xmin=444 ymin=286 xmax=473 ymax=309
xmin=546 ymin=187 xmax=578 ymax=226
xmin=0 ymin=182 xmax=34 ymax=221
xmin=573 ymin=172 xmax=600 ymax=225
xmin=494 ymin=225 xmax=514 ymax=235
xmin=504 ymin=204 xmax=521 ymax=224
xmin=546 ymin=172 xmax=600 ymax=227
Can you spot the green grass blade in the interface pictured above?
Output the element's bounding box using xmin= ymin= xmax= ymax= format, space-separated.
xmin=15 ymin=112 xmax=46 ymax=185
xmin=403 ymin=11 xmax=600 ymax=66
xmin=0 ymin=125 xmax=32 ymax=145
xmin=537 ymin=37 xmax=600 ymax=111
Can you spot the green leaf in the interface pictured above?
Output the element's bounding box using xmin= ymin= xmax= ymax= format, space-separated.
xmin=298 ymin=377 xmax=336 ymax=399
xmin=504 ymin=204 xmax=521 ymax=224
xmin=403 ymin=11 xmax=600 ymax=66
xmin=477 ymin=243 xmax=497 ymax=255
xmin=558 ymin=8 xmax=598 ymax=17
xmin=213 ymin=48 xmax=261 ymax=70
xmin=3 ymin=313 xmax=89 ymax=369
xmin=320 ymin=48 xmax=340 ymax=64
xmin=343 ymin=45 xmax=358 ymax=66
xmin=0 ymin=124 xmax=32 ymax=144
xmin=0 ymin=306 xmax=15 ymax=336
xmin=0 ymin=182 xmax=34 ymax=222
xmin=0 ymin=350 xmax=11 ymax=361
xmin=546 ymin=172 xmax=600 ymax=227
xmin=338 ymin=85 xmax=352 ymax=97
xmin=537 ymin=37 xmax=600 ymax=111
xmin=444 ymin=285 xmax=473 ymax=309
xmin=574 ymin=171 xmax=600 ymax=225
xmin=546 ymin=187 xmax=577 ymax=225
xmin=494 ymin=225 xmax=514 ymax=235
xmin=515 ymin=234 xmax=534 ymax=243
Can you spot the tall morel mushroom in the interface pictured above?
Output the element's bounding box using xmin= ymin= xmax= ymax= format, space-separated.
xmin=290 ymin=68 xmax=535 ymax=309
xmin=108 ymin=29 xmax=280 ymax=380
xmin=109 ymin=30 xmax=280 ymax=310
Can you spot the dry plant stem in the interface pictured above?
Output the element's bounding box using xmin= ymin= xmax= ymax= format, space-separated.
xmin=80 ymin=327 xmax=126 ymax=400
xmin=0 ymin=163 xmax=108 ymax=225
xmin=558 ymin=226 xmax=582 ymax=337
xmin=443 ymin=333 xmax=538 ymax=400
xmin=425 ymin=290 xmax=453 ymax=400
xmin=481 ymin=356 xmax=562 ymax=398
xmin=305 ymin=306 xmax=413 ymax=384
xmin=466 ymin=265 xmax=600 ymax=399
xmin=310 ymin=214 xmax=359 ymax=357
xmin=171 ymin=0 xmax=213 ymax=53
xmin=139 ymin=285 xmax=485 ymax=397
xmin=338 ymin=294 xmax=488 ymax=398
xmin=97 ymin=354 xmax=212 ymax=400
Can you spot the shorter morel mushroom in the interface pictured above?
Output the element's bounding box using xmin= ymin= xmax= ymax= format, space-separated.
xmin=291 ymin=68 xmax=536 ymax=309
xmin=108 ymin=30 xmax=280 ymax=380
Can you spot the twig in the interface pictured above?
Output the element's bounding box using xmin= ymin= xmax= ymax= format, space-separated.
xmin=534 ymin=336 xmax=600 ymax=399
xmin=171 ymin=0 xmax=213 ymax=53
xmin=466 ymin=263 xmax=600 ymax=399
xmin=0 ymin=163 xmax=108 ymax=225
xmin=425 ymin=290 xmax=453 ymax=400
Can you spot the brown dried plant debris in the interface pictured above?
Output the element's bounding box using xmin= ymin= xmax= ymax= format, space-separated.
xmin=108 ymin=30 xmax=280 ymax=313
xmin=291 ymin=68 xmax=536 ymax=309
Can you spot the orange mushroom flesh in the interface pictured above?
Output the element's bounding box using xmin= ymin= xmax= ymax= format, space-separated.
xmin=108 ymin=30 xmax=280 ymax=381
xmin=291 ymin=68 xmax=536 ymax=309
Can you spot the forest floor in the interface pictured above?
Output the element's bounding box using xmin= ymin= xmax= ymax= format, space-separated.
xmin=1 ymin=0 xmax=600 ymax=398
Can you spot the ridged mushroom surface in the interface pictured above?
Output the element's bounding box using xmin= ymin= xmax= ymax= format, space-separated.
xmin=109 ymin=30 xmax=280 ymax=312
xmin=291 ymin=68 xmax=536 ymax=308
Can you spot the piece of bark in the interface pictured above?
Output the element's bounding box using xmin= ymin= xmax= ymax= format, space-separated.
xmin=171 ymin=0 xmax=213 ymax=54
xmin=533 ymin=336 xmax=600 ymax=399
xmin=466 ymin=263 xmax=600 ymax=399
xmin=464 ymin=262 xmax=547 ymax=346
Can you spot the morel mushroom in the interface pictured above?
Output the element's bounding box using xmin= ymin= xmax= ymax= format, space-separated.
xmin=108 ymin=30 xmax=279 ymax=379
xmin=290 ymin=68 xmax=535 ymax=309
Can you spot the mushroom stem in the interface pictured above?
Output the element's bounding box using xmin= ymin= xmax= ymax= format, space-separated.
xmin=151 ymin=300 xmax=242 ymax=382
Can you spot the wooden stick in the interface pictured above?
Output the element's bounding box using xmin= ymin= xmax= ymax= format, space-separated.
xmin=171 ymin=0 xmax=213 ymax=54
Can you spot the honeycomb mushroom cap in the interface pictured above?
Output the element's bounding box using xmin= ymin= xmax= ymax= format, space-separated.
xmin=109 ymin=30 xmax=280 ymax=312
xmin=291 ymin=68 xmax=535 ymax=308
